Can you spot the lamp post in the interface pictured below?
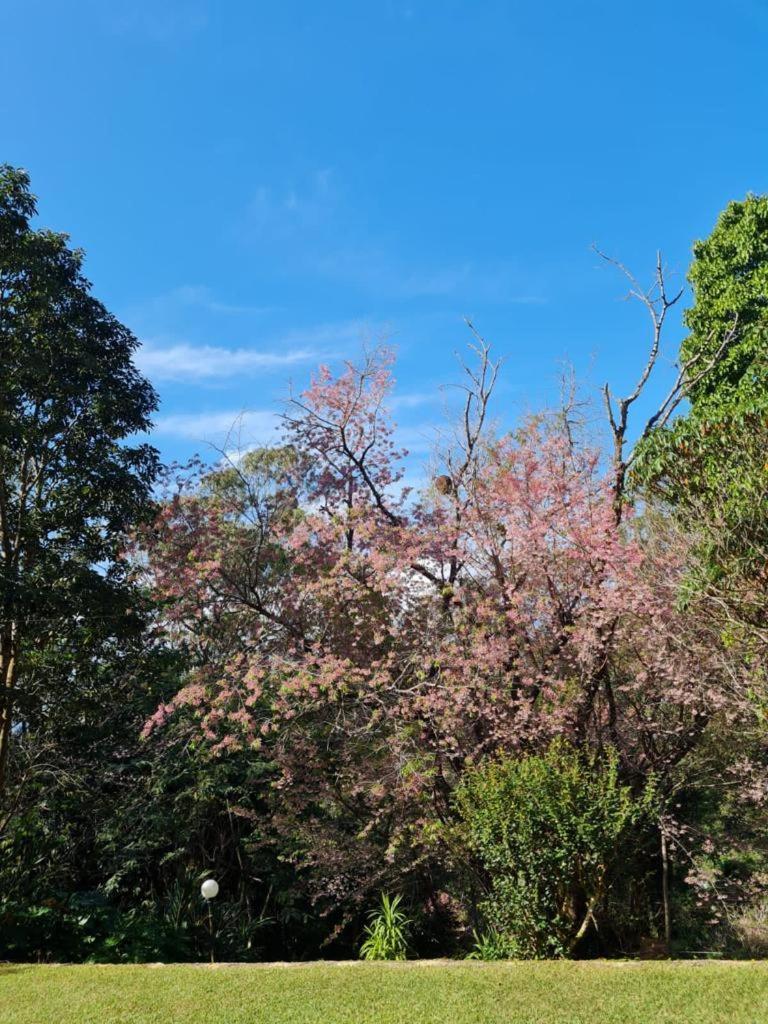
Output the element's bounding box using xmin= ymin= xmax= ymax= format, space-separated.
xmin=201 ymin=878 xmax=219 ymax=963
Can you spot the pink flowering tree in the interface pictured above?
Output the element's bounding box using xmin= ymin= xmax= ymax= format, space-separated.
xmin=138 ymin=337 xmax=755 ymax=939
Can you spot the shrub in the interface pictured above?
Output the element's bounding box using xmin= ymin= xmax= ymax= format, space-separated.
xmin=0 ymin=894 xmax=192 ymax=963
xmin=454 ymin=741 xmax=652 ymax=958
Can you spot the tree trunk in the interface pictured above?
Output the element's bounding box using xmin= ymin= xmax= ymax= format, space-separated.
xmin=568 ymin=892 xmax=600 ymax=953
xmin=0 ymin=623 xmax=19 ymax=796
xmin=660 ymin=822 xmax=672 ymax=951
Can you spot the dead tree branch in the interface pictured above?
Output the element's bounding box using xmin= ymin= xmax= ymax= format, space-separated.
xmin=594 ymin=246 xmax=737 ymax=519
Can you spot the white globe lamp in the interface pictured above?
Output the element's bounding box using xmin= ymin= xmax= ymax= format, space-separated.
xmin=201 ymin=878 xmax=219 ymax=900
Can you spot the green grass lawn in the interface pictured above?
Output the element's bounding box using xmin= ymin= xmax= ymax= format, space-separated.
xmin=2 ymin=961 xmax=768 ymax=1024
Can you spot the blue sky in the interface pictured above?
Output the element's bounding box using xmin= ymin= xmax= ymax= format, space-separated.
xmin=3 ymin=1 xmax=767 ymax=473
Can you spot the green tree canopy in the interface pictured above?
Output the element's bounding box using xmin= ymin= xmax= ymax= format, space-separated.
xmin=683 ymin=195 xmax=768 ymax=412
xmin=0 ymin=164 xmax=159 ymax=792
xmin=635 ymin=196 xmax=768 ymax=617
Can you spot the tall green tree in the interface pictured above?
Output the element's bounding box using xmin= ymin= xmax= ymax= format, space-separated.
xmin=635 ymin=196 xmax=768 ymax=617
xmin=683 ymin=195 xmax=768 ymax=412
xmin=0 ymin=165 xmax=159 ymax=793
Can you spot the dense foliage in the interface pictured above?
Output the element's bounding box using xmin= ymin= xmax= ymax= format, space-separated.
xmin=455 ymin=743 xmax=651 ymax=958
xmin=2 ymin=167 xmax=768 ymax=962
xmin=637 ymin=196 xmax=768 ymax=625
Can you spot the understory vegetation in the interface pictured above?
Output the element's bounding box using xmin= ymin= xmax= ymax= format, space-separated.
xmin=3 ymin=165 xmax=768 ymax=962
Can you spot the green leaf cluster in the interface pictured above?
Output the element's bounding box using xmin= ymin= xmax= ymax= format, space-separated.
xmin=454 ymin=742 xmax=652 ymax=958
xmin=359 ymin=893 xmax=410 ymax=961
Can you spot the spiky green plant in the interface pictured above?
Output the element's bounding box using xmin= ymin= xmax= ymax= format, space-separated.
xmin=359 ymin=893 xmax=410 ymax=961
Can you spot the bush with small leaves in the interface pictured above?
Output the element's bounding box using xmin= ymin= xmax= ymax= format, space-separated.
xmin=455 ymin=741 xmax=654 ymax=958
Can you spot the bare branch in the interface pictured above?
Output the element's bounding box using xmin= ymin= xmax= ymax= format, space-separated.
xmin=594 ymin=246 xmax=686 ymax=516
xmin=628 ymin=317 xmax=739 ymax=460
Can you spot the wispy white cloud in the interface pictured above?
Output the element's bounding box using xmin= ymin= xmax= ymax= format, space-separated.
xmin=153 ymin=409 xmax=280 ymax=446
xmin=243 ymin=169 xmax=337 ymax=240
xmin=130 ymin=285 xmax=275 ymax=319
xmin=311 ymin=245 xmax=546 ymax=303
xmin=394 ymin=422 xmax=442 ymax=456
xmin=136 ymin=342 xmax=317 ymax=381
xmin=390 ymin=390 xmax=441 ymax=411
xmin=136 ymin=319 xmax=378 ymax=381
xmin=236 ymin=170 xmax=545 ymax=303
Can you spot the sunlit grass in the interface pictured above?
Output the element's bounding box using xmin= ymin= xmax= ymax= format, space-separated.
xmin=2 ymin=961 xmax=768 ymax=1024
